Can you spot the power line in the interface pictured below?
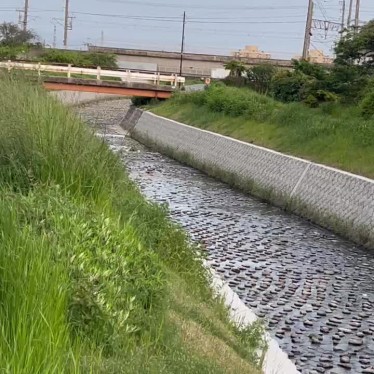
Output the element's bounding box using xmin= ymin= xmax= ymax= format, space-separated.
xmin=315 ymin=0 xmax=329 ymax=21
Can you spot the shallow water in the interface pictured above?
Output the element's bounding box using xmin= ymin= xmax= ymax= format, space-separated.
xmin=79 ymin=100 xmax=374 ymax=374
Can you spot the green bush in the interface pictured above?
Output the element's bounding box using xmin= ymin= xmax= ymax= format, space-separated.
xmin=292 ymin=59 xmax=327 ymax=80
xmin=16 ymin=188 xmax=165 ymax=353
xmin=324 ymin=64 xmax=368 ymax=103
xmin=304 ymin=94 xmax=319 ymax=108
xmin=0 ymin=45 xmax=28 ymax=60
xmin=360 ymin=90 xmax=374 ymax=118
xmin=270 ymin=71 xmax=309 ymax=102
xmin=174 ymin=85 xmax=279 ymax=120
xmin=247 ymin=64 xmax=277 ymax=94
xmin=222 ymin=76 xmax=248 ymax=88
xmin=40 ymin=49 xmax=118 ymax=69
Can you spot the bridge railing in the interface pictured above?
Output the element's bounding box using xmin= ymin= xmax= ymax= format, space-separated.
xmin=0 ymin=61 xmax=185 ymax=86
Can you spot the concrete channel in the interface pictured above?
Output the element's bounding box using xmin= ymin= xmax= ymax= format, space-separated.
xmin=76 ymin=99 xmax=374 ymax=374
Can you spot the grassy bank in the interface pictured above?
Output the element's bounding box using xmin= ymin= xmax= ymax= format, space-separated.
xmin=151 ymin=85 xmax=374 ymax=179
xmin=0 ymin=75 xmax=265 ymax=373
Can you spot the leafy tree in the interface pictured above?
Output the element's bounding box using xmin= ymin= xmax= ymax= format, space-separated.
xmin=0 ymin=22 xmax=36 ymax=47
xmin=335 ymin=20 xmax=374 ymax=67
xmin=270 ymin=70 xmax=309 ymax=102
xmin=224 ymin=60 xmax=246 ymax=77
xmin=247 ymin=64 xmax=276 ymax=94
xmin=293 ymin=59 xmax=327 ymax=80
xmin=324 ymin=64 xmax=368 ymax=102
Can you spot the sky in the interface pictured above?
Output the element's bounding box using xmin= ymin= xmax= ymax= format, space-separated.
xmin=1 ymin=0 xmax=374 ymax=59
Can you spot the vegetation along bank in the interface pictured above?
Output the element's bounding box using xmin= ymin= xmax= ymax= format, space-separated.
xmin=151 ymin=21 xmax=374 ymax=179
xmin=0 ymin=75 xmax=267 ymax=373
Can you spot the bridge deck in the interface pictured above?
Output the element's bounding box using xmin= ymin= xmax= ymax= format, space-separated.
xmin=43 ymin=77 xmax=173 ymax=98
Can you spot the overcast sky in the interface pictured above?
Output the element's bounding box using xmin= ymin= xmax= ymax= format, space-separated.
xmin=1 ymin=0 xmax=373 ymax=58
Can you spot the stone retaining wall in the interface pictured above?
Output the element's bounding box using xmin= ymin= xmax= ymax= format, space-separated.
xmin=127 ymin=110 xmax=374 ymax=249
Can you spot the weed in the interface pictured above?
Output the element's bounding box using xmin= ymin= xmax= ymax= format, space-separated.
xmin=0 ymin=75 xmax=264 ymax=373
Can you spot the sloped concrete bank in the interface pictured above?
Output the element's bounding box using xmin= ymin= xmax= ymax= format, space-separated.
xmin=123 ymin=108 xmax=374 ymax=250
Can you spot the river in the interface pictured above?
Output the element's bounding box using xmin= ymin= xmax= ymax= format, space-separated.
xmin=78 ymin=99 xmax=374 ymax=374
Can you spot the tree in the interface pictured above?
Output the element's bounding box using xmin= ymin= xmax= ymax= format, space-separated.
xmin=0 ymin=22 xmax=36 ymax=47
xmin=335 ymin=20 xmax=374 ymax=67
xmin=292 ymin=59 xmax=327 ymax=80
xmin=224 ymin=60 xmax=246 ymax=77
xmin=247 ymin=64 xmax=276 ymax=94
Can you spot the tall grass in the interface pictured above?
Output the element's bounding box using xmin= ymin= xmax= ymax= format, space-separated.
xmin=0 ymin=197 xmax=80 ymax=373
xmin=152 ymin=85 xmax=374 ymax=178
xmin=0 ymin=74 xmax=264 ymax=373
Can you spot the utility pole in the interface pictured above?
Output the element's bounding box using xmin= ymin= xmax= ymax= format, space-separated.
xmin=63 ymin=0 xmax=69 ymax=48
xmin=302 ymin=0 xmax=314 ymax=60
xmin=354 ymin=0 xmax=360 ymax=32
xmin=101 ymin=30 xmax=104 ymax=47
xmin=340 ymin=0 xmax=346 ymax=36
xmin=23 ymin=0 xmax=29 ymax=31
xmin=53 ymin=24 xmax=57 ymax=48
xmin=179 ymin=11 xmax=186 ymax=77
xmin=347 ymin=0 xmax=354 ymax=27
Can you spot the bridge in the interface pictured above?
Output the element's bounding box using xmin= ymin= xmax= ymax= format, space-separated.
xmin=0 ymin=61 xmax=185 ymax=98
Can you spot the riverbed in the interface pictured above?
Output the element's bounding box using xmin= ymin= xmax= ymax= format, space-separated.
xmin=78 ymin=99 xmax=374 ymax=374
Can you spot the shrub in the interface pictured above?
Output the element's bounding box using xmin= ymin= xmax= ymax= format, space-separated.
xmin=85 ymin=52 xmax=118 ymax=69
xmin=304 ymin=94 xmax=319 ymax=108
xmin=40 ymin=49 xmax=118 ymax=69
xmin=304 ymin=90 xmax=339 ymax=108
xmin=247 ymin=64 xmax=277 ymax=94
xmin=360 ymin=90 xmax=374 ymax=118
xmin=15 ymin=188 xmax=165 ymax=353
xmin=0 ymin=45 xmax=28 ymax=60
xmin=271 ymin=71 xmax=309 ymax=102
xmin=325 ymin=64 xmax=368 ymax=103
xmin=222 ymin=76 xmax=248 ymax=88
xmin=293 ymin=59 xmax=327 ymax=80
xmin=183 ymin=84 xmax=278 ymax=119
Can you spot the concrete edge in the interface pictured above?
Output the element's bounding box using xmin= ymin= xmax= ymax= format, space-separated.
xmin=145 ymin=111 xmax=374 ymax=185
xmin=210 ymin=269 xmax=300 ymax=374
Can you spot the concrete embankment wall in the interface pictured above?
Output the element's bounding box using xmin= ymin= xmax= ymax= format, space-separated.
xmin=125 ymin=109 xmax=374 ymax=249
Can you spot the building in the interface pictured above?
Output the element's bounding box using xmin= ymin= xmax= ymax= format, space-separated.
xmin=232 ymin=46 xmax=271 ymax=60
xmin=294 ymin=49 xmax=334 ymax=64
xmin=308 ymin=50 xmax=334 ymax=64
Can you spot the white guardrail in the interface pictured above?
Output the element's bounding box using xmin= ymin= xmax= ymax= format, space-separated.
xmin=0 ymin=61 xmax=185 ymax=86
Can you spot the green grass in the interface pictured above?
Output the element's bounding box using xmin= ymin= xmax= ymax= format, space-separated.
xmin=0 ymin=74 xmax=265 ymax=373
xmin=151 ymin=85 xmax=374 ymax=179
